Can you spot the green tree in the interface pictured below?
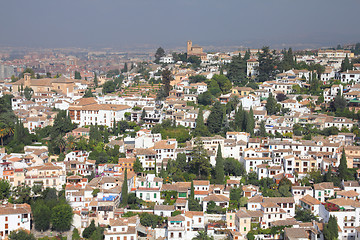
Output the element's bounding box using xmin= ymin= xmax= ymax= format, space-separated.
xmin=74 ymin=71 xmax=81 ymax=79
xmin=190 ymin=180 xmax=195 ymax=200
xmin=212 ymin=74 xmax=232 ymax=93
xmin=155 ymin=47 xmax=165 ymax=63
xmin=90 ymin=227 xmax=104 ymax=240
xmin=50 ymin=110 xmax=74 ymax=140
xmin=8 ymin=230 xmax=36 ymax=240
xmin=338 ymin=148 xmax=349 ymax=180
xmin=121 ymin=168 xmax=128 ymax=206
xmin=224 ymin=158 xmax=245 ymax=176
xmin=193 ymin=108 xmax=210 ymax=137
xmin=176 ymin=153 xmax=188 ymax=172
xmin=198 ymin=91 xmax=213 ymax=105
xmin=257 ymin=46 xmax=277 ymax=82
xmin=157 ymin=69 xmax=172 ymax=100
xmin=246 ymin=108 xmax=255 ymax=135
xmin=0 ymin=179 xmax=10 ymax=200
xmin=331 ymin=92 xmax=347 ymax=112
xmin=94 ymin=73 xmax=98 ymax=87
xmin=11 ymin=184 xmax=31 ymax=204
xmin=295 ymin=207 xmax=317 ymax=222
xmin=140 ymin=213 xmax=162 ymax=228
xmin=227 ymin=54 xmax=247 ymax=86
xmin=324 ymin=165 xmax=333 ymax=182
xmin=72 ymin=228 xmax=81 ymax=240
xmin=214 ymin=144 xmax=225 ymax=184
xmin=207 ymin=101 xmax=224 ymax=134
xmin=258 ymin=121 xmax=267 ymax=137
xmin=102 ymin=80 xmax=117 ymax=94
xmin=190 ymin=139 xmax=211 ymax=178
xmin=265 ymin=93 xmax=278 ymax=115
xmin=133 ymin=158 xmax=143 ymax=173
xmin=189 ymin=75 xmax=207 ymax=83
xmin=32 ymin=203 xmax=51 ymax=231
xmin=23 ymin=86 xmax=33 ymax=100
xmin=83 ymin=88 xmax=94 ymax=98
xmin=83 ymin=220 xmax=96 ymax=238
xmin=323 ymin=215 xmax=338 ymax=240
xmin=51 ymin=204 xmax=73 ymax=232
xmin=192 ymin=230 xmax=214 ymax=240
xmin=280 ymin=48 xmax=295 ymax=71
xmin=341 ymin=55 xmax=352 ymax=72
xmin=122 ymin=62 xmax=128 ymax=73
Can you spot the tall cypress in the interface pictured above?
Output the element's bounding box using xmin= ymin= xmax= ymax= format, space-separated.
xmin=193 ymin=108 xmax=209 ymax=137
xmin=246 ymin=108 xmax=255 ymax=135
xmin=121 ymin=168 xmax=128 ymax=206
xmin=215 ymin=144 xmax=225 ymax=184
xmin=338 ymin=148 xmax=349 ymax=180
xmin=207 ymin=101 xmax=224 ymax=134
xmin=190 ymin=181 xmax=195 ymax=200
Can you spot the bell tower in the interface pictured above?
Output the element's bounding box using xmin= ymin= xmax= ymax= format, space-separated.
xmin=187 ymin=40 xmax=192 ymax=55
xmin=24 ymin=73 xmax=31 ymax=87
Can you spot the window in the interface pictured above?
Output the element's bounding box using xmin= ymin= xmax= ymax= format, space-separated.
xmin=244 ymin=227 xmax=247 ymax=231
xmin=154 ymin=193 xmax=157 ymax=198
xmin=230 ymin=215 xmax=232 ymax=220
xmin=5 ymin=217 xmax=8 ymax=221
xmin=170 ymin=233 xmax=174 ymax=238
xmin=5 ymin=224 xmax=8 ymax=229
xmin=179 ymin=233 xmax=182 ymax=238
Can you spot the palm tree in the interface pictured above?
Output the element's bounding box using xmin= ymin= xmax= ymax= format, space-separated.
xmin=193 ymin=231 xmax=214 ymax=240
xmin=57 ymin=136 xmax=66 ymax=153
xmin=0 ymin=127 xmax=13 ymax=146
xmin=66 ymin=135 xmax=76 ymax=151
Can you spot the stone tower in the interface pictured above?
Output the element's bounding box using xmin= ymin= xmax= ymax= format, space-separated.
xmin=24 ymin=73 xmax=31 ymax=87
xmin=187 ymin=40 xmax=192 ymax=55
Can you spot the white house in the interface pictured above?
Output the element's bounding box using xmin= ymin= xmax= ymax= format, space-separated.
xmin=0 ymin=204 xmax=31 ymax=239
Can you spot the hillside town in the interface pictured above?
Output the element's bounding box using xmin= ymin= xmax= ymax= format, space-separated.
xmin=1 ymin=41 xmax=360 ymax=240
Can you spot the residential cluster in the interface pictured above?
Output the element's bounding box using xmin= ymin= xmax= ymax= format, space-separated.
xmin=0 ymin=42 xmax=360 ymax=240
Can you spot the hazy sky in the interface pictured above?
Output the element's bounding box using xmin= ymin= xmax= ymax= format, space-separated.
xmin=1 ymin=0 xmax=359 ymax=50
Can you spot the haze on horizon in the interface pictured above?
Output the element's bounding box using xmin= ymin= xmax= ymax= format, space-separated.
xmin=0 ymin=0 xmax=359 ymax=51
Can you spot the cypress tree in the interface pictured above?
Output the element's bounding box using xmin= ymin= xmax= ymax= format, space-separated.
xmin=259 ymin=121 xmax=267 ymax=137
xmin=190 ymin=181 xmax=195 ymax=200
xmin=234 ymin=105 xmax=244 ymax=131
xmin=159 ymin=162 xmax=166 ymax=178
xmin=123 ymin=63 xmax=128 ymax=73
xmin=94 ymin=73 xmax=98 ymax=87
xmin=121 ymin=168 xmax=128 ymax=206
xmin=207 ymin=101 xmax=224 ymax=134
xmin=324 ymin=165 xmax=333 ymax=182
xmin=338 ymin=148 xmax=349 ymax=180
xmin=215 ymin=144 xmax=225 ymax=184
xmin=193 ymin=108 xmax=210 ymax=137
xmin=324 ymin=215 xmax=338 ymax=240
xmin=154 ymin=158 xmax=157 ymax=176
xmin=246 ymin=108 xmax=255 ymax=135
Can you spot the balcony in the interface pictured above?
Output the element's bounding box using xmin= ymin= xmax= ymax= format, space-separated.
xmin=168 ymin=225 xmax=185 ymax=231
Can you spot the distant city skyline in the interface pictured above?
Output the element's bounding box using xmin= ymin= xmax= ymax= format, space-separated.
xmin=0 ymin=0 xmax=359 ymax=51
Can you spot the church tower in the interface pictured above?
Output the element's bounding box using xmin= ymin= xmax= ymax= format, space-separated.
xmin=187 ymin=40 xmax=192 ymax=55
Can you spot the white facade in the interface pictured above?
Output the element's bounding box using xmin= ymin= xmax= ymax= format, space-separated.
xmin=0 ymin=204 xmax=31 ymax=239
